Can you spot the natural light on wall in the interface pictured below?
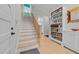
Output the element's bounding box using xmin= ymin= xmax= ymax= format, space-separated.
xmin=23 ymin=4 xmax=31 ymax=16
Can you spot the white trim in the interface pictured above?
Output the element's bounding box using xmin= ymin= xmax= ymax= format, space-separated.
xmin=50 ymin=36 xmax=61 ymax=44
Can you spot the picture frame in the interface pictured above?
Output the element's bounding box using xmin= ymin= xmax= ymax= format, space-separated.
xmin=67 ymin=7 xmax=79 ymax=23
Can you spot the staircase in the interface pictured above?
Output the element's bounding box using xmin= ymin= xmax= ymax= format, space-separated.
xmin=16 ymin=16 xmax=38 ymax=53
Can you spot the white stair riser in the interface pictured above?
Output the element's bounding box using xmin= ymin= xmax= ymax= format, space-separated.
xmin=19 ymin=40 xmax=37 ymax=44
xmin=18 ymin=30 xmax=35 ymax=32
xmin=17 ymin=26 xmax=34 ymax=28
xmin=19 ymin=35 xmax=37 ymax=37
xmin=17 ymin=25 xmax=34 ymax=27
xmin=18 ymin=32 xmax=36 ymax=34
xmin=19 ymin=36 xmax=37 ymax=39
xmin=19 ymin=38 xmax=37 ymax=42
xmin=18 ymin=31 xmax=35 ymax=34
xmin=17 ymin=28 xmax=34 ymax=30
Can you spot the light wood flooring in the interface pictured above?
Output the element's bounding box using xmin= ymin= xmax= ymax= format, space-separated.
xmin=38 ymin=34 xmax=75 ymax=54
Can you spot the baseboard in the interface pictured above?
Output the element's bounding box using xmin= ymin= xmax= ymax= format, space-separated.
xmin=64 ymin=46 xmax=79 ymax=54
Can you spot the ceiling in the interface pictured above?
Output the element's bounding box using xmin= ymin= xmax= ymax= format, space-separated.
xmin=31 ymin=4 xmax=62 ymax=17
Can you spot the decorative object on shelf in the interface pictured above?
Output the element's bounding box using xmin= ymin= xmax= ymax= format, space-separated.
xmin=67 ymin=7 xmax=79 ymax=23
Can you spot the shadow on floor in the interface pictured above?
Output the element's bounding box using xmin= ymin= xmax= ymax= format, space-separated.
xmin=20 ymin=48 xmax=40 ymax=54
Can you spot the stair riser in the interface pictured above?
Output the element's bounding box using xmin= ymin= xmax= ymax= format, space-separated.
xmin=19 ymin=31 xmax=35 ymax=33
xmin=17 ymin=28 xmax=34 ymax=30
xmin=17 ymin=26 xmax=34 ymax=27
xmin=19 ymin=32 xmax=36 ymax=35
xmin=19 ymin=36 xmax=37 ymax=39
xmin=19 ymin=34 xmax=36 ymax=37
xmin=19 ymin=40 xmax=37 ymax=44
xmin=19 ymin=39 xmax=37 ymax=42
xmin=18 ymin=30 xmax=35 ymax=32
xmin=17 ymin=42 xmax=37 ymax=48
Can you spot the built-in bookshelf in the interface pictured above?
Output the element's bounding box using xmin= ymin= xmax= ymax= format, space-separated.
xmin=50 ymin=7 xmax=62 ymax=42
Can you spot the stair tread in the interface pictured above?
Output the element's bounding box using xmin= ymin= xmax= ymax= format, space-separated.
xmin=18 ymin=40 xmax=37 ymax=45
xmin=19 ymin=35 xmax=37 ymax=37
xmin=17 ymin=43 xmax=37 ymax=48
xmin=19 ymin=36 xmax=37 ymax=40
xmin=19 ymin=38 xmax=37 ymax=42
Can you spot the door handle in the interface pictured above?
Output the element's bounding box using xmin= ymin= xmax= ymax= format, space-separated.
xmin=11 ymin=32 xmax=15 ymax=35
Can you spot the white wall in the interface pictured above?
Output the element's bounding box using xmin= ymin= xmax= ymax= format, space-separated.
xmin=31 ymin=4 xmax=62 ymax=35
xmin=31 ymin=4 xmax=62 ymax=17
xmin=35 ymin=16 xmax=49 ymax=35
xmin=37 ymin=17 xmax=44 ymax=33
xmin=63 ymin=4 xmax=79 ymax=31
xmin=62 ymin=4 xmax=79 ymax=52
xmin=15 ymin=4 xmax=22 ymax=24
xmin=43 ymin=16 xmax=49 ymax=35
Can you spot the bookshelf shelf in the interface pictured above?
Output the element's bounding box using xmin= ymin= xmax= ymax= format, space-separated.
xmin=50 ymin=7 xmax=62 ymax=42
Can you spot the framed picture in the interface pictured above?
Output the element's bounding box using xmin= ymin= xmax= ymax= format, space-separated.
xmin=67 ymin=7 xmax=79 ymax=23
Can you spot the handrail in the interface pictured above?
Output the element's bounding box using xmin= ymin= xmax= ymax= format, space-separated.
xmin=31 ymin=13 xmax=41 ymax=47
xmin=31 ymin=13 xmax=40 ymax=39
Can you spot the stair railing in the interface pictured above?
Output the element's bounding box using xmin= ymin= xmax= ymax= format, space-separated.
xmin=31 ymin=13 xmax=41 ymax=46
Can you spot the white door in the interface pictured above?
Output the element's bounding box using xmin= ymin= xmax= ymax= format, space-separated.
xmin=0 ymin=4 xmax=16 ymax=54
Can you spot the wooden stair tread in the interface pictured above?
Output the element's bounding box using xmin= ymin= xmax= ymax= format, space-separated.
xmin=17 ymin=43 xmax=37 ymax=48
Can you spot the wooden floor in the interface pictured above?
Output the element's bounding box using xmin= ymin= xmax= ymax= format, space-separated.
xmin=38 ymin=34 xmax=75 ymax=54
